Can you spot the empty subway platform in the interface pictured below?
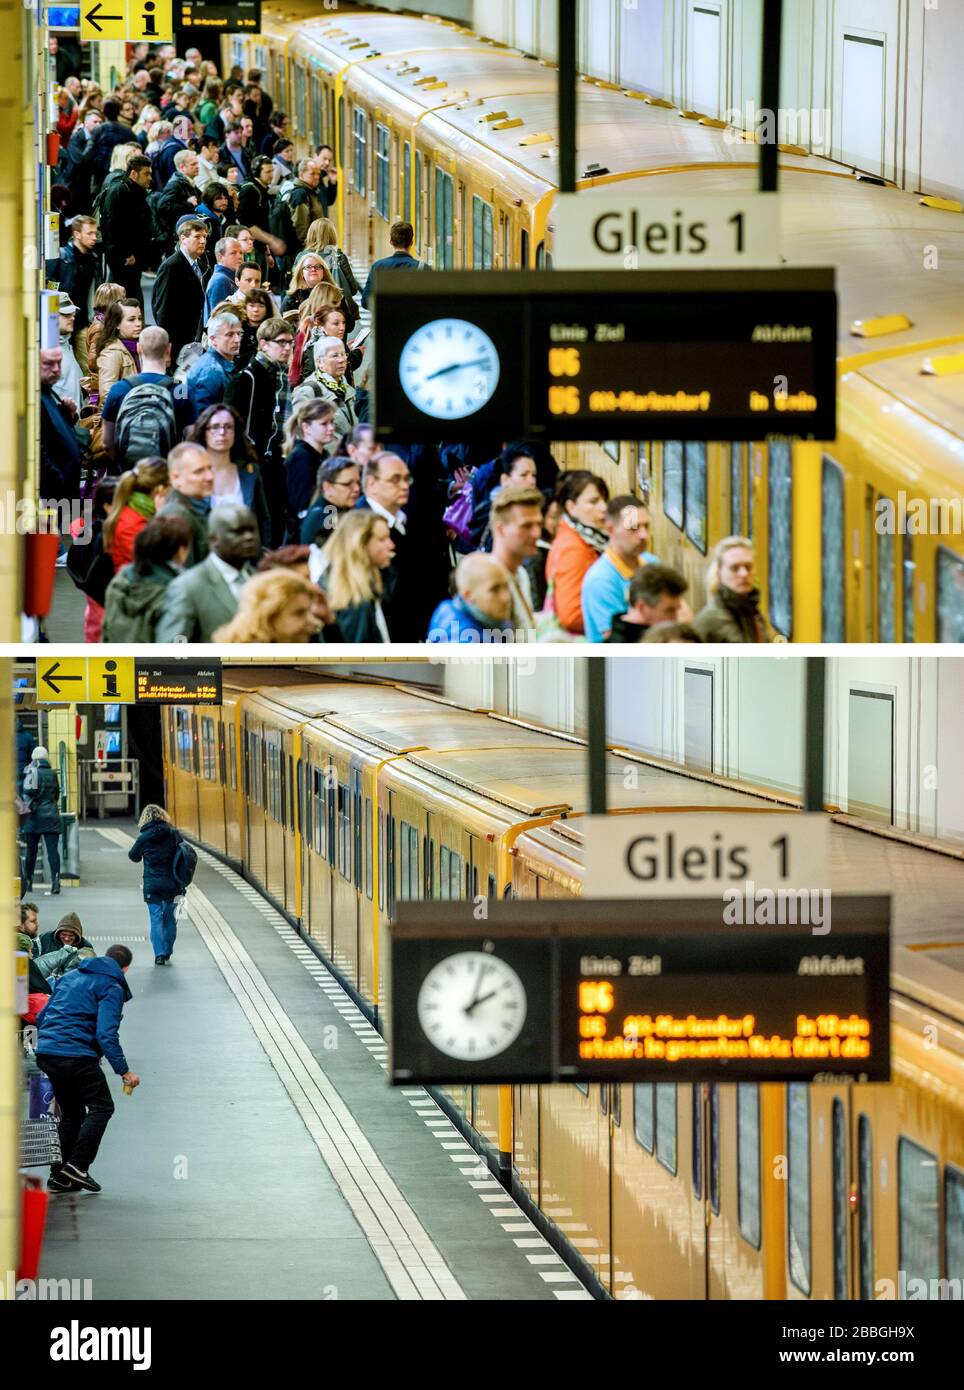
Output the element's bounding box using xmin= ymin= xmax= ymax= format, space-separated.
xmin=35 ymin=824 xmax=589 ymax=1302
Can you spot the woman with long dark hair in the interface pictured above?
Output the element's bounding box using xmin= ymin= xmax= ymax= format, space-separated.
xmin=96 ymin=297 xmax=142 ymax=400
xmin=184 ymin=403 xmax=270 ymax=546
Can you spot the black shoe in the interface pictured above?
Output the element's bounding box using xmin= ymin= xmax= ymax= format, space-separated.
xmin=155 ymin=955 xmax=165 ymax=965
xmin=21 ymin=881 xmax=32 ymax=896
xmin=61 ymin=1163 xmax=101 ymax=1193
xmin=51 ymin=877 xmax=61 ymax=895
xmin=48 ymin=1173 xmax=78 ymax=1193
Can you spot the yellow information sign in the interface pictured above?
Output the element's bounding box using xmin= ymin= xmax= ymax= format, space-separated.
xmin=37 ymin=658 xmax=88 ymax=703
xmin=80 ymin=0 xmax=173 ymax=41
xmin=80 ymin=1 xmax=127 ymax=39
xmin=128 ymin=0 xmax=174 ymax=42
xmin=87 ymin=657 xmax=136 ymax=704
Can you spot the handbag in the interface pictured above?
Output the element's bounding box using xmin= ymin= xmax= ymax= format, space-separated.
xmin=15 ymin=794 xmax=31 ymax=817
xmin=442 ymin=479 xmax=474 ymax=545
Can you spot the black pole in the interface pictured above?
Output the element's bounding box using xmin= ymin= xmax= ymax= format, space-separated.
xmin=759 ymin=0 xmax=783 ymax=193
xmin=803 ymin=657 xmax=826 ymax=813
xmin=587 ymin=657 xmax=607 ymax=815
xmin=558 ymin=0 xmax=577 ymax=194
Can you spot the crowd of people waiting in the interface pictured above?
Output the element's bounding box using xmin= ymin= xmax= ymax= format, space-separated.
xmin=42 ymin=40 xmax=780 ymax=645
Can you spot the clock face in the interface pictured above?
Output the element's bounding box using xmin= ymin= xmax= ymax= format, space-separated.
xmin=417 ymin=951 xmax=527 ymax=1061
xmin=399 ymin=318 xmax=501 ymax=420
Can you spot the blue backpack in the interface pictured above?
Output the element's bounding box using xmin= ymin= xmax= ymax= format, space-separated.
xmin=172 ymin=836 xmax=198 ymax=891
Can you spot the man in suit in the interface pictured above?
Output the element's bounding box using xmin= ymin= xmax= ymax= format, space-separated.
xmin=355 ymin=451 xmax=416 ymax=637
xmin=154 ymin=504 xmax=260 ymax=642
xmin=151 ymin=218 xmax=209 ymax=368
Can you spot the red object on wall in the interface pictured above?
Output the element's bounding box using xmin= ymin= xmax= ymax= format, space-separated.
xmin=46 ymin=131 xmax=61 ymax=167
xmin=23 ymin=532 xmax=60 ymax=618
xmin=18 ymin=1179 xmax=49 ymax=1282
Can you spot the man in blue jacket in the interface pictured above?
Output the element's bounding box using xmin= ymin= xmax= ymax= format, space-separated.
xmin=36 ymin=945 xmax=140 ymax=1193
xmin=427 ymin=553 xmax=514 ymax=642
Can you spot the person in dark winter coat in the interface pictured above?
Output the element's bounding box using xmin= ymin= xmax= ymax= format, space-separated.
xmin=102 ymin=512 xmax=192 ymax=643
xmin=36 ymin=944 xmax=139 ymax=1193
xmin=21 ymin=747 xmax=62 ymax=895
xmin=38 ymin=912 xmax=94 ymax=956
xmin=15 ymin=720 xmax=34 ymax=795
xmin=693 ymin=537 xmax=777 ymax=643
xmin=96 ymin=154 xmax=154 ymax=300
xmin=127 ymin=804 xmax=183 ymax=964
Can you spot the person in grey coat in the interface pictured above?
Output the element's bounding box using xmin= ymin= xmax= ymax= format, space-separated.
xmin=21 ymin=747 xmax=63 ymax=895
xmin=154 ymin=503 xmax=261 ymax=642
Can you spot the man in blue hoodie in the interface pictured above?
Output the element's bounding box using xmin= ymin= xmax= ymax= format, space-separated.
xmin=427 ymin=553 xmax=515 ymax=643
xmin=36 ymin=945 xmax=140 ymax=1193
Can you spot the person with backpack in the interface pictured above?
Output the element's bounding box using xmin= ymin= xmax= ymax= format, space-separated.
xmin=100 ymin=326 xmax=190 ymax=466
xmin=21 ymin=748 xmax=63 ymax=896
xmin=128 ymin=803 xmax=195 ymax=965
xmin=304 ymin=218 xmax=359 ymax=319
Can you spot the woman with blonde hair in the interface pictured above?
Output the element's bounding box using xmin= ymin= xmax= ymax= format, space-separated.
xmin=693 ymin=536 xmax=776 ymax=642
xmin=102 ymin=457 xmax=171 ymax=571
xmin=107 ymin=141 xmax=142 ymax=175
xmin=322 ymin=510 xmax=395 ymax=643
xmin=304 ymin=216 xmax=360 ymax=312
xmin=213 ymin=569 xmax=323 ymax=643
xmin=127 ymin=803 xmax=184 ymax=965
xmin=281 ymin=250 xmax=340 ymax=315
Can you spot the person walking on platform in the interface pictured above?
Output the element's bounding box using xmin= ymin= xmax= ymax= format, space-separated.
xmin=36 ymin=943 xmax=139 ymax=1193
xmin=21 ymin=748 xmax=63 ymax=897
xmin=128 ymin=804 xmax=184 ymax=965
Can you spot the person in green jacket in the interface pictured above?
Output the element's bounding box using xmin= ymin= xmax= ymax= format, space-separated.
xmin=693 ymin=536 xmax=778 ymax=643
xmin=102 ymin=512 xmax=193 ymax=642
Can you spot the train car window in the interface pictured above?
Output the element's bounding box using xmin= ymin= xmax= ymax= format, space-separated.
xmin=709 ymin=1083 xmax=720 ymax=1214
xmin=599 ymin=1082 xmax=608 ymax=1117
xmin=737 ymin=1084 xmax=761 ymax=1247
xmin=450 ymin=851 xmax=463 ymax=900
xmin=663 ymin=442 xmax=684 ymax=530
xmin=260 ymin=736 xmax=267 ymax=813
xmin=902 ymin=535 xmax=915 ymax=642
xmin=633 ymin=1083 xmax=654 ymax=1151
xmin=378 ymin=808 xmax=385 ymax=911
xmin=821 ymin=455 xmax=845 ymax=642
xmin=730 ymin=444 xmax=744 ymax=534
xmin=434 ymin=168 xmax=454 ymax=269
xmin=601 ymin=440 xmax=619 ymax=463
xmin=944 ymin=1167 xmax=964 ymax=1288
xmin=294 ymin=65 xmax=306 ymax=139
xmin=684 ymin=442 xmax=707 ymax=552
xmin=218 ymin=723 xmax=226 ymax=786
xmin=472 ymin=865 xmax=479 ymax=899
xmin=898 ymin=1137 xmax=940 ymax=1286
xmin=876 ymin=517 xmax=895 ymax=642
xmin=375 ymin=124 xmax=390 ymax=220
xmin=415 ymin=150 xmax=423 ymax=250
xmin=243 ymin=729 xmax=251 ymax=798
xmin=612 ymin=1084 xmax=621 ymax=1127
xmin=365 ymin=797 xmax=373 ymax=900
xmin=387 ymin=817 xmax=397 ymax=918
xmin=289 ymin=754 xmax=295 ymax=831
xmin=327 ymin=779 xmax=336 ymax=868
xmin=399 ymin=820 xmax=410 ymax=900
xmin=501 ymin=212 xmax=509 ymax=269
xmin=767 ymin=440 xmax=793 ymax=638
xmin=866 ymin=1112 xmax=877 ymax=1295
xmin=228 ymin=723 xmax=237 ymax=791
xmin=573 ymin=1081 xmax=589 ymax=1097
xmin=311 ymin=75 xmax=323 ymax=147
xmin=439 ymin=846 xmax=449 ymax=900
xmin=200 ymin=716 xmax=216 ymax=781
xmin=403 ymin=142 xmax=411 ymax=224
xmin=691 ymin=1087 xmax=702 ymax=1197
xmin=936 ymin=547 xmax=964 ymax=642
xmin=864 ymin=486 xmax=875 ymax=641
xmin=487 ymin=874 xmax=496 ymax=899
xmin=636 ymin=442 xmax=651 ymax=500
xmin=472 ymin=196 xmax=494 ymax=269
xmin=520 ymin=227 xmax=529 ymax=267
xmin=787 ymin=1083 xmax=811 ymax=1295
xmin=832 ymin=1099 xmax=848 ymax=1299
xmin=353 ymin=107 xmax=367 ymax=195
xmin=191 ymin=713 xmax=200 ymax=776
xmin=655 ymin=1084 xmax=677 ymax=1175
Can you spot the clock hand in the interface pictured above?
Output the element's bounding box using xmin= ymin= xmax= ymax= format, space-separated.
xmin=465 ymin=988 xmax=499 ymax=1015
xmin=463 ymin=961 xmax=492 ymax=1014
xmin=424 ymin=357 xmax=491 ymax=382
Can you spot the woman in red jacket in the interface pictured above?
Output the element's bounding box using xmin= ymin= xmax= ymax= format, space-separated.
xmin=102 ymin=457 xmax=171 ymax=573
xmin=544 ymin=470 xmax=610 ymax=636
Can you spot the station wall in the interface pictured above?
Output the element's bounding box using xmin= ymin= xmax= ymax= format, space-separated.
xmin=471 ymin=0 xmax=964 ymax=199
xmin=443 ymin=656 xmax=964 ymax=843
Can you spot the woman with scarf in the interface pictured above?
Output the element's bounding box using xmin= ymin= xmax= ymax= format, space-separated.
xmin=543 ymin=470 xmax=610 ymax=637
xmin=96 ymin=297 xmax=143 ymax=400
xmin=102 ymin=457 xmax=171 ymax=572
xmin=693 ymin=536 xmax=777 ymax=642
xmin=290 ymin=335 xmax=357 ymax=440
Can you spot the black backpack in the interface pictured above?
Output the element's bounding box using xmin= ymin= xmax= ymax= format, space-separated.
xmin=172 ymin=835 xmax=198 ymax=891
xmin=114 ymin=379 xmax=178 ymax=465
xmin=65 ymin=520 xmax=115 ymax=606
xmin=269 ymin=187 xmax=300 ymax=257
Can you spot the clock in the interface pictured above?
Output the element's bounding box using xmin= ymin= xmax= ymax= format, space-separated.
xmin=417 ymin=950 xmax=527 ymax=1060
xmin=398 ymin=318 xmax=501 ymax=420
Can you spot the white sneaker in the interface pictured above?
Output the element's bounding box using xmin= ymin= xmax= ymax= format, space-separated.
xmin=55 ymin=552 xmax=69 ymax=568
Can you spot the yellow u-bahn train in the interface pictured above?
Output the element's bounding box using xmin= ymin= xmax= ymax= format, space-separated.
xmin=164 ymin=670 xmax=964 ymax=1299
xmin=224 ymin=5 xmax=964 ymax=643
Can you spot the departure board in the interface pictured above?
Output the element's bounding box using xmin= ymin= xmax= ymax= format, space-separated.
xmin=175 ymin=0 xmax=261 ymax=30
xmin=373 ymin=269 xmax=837 ymax=443
xmin=134 ymin=660 xmax=222 ymax=704
xmin=389 ymin=897 xmax=889 ymax=1085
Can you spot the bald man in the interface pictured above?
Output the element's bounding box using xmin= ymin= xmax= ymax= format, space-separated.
xmin=427 ymin=552 xmax=514 ymax=642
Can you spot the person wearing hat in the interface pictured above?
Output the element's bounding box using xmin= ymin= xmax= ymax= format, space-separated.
xmin=38 ymin=911 xmax=94 ymax=956
xmin=21 ymin=748 xmax=63 ymax=896
xmin=52 ymin=294 xmax=86 ymax=412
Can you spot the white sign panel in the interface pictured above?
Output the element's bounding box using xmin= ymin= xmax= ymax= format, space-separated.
xmin=553 ymin=192 xmax=781 ymax=270
xmin=584 ymin=813 xmax=828 ymax=898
